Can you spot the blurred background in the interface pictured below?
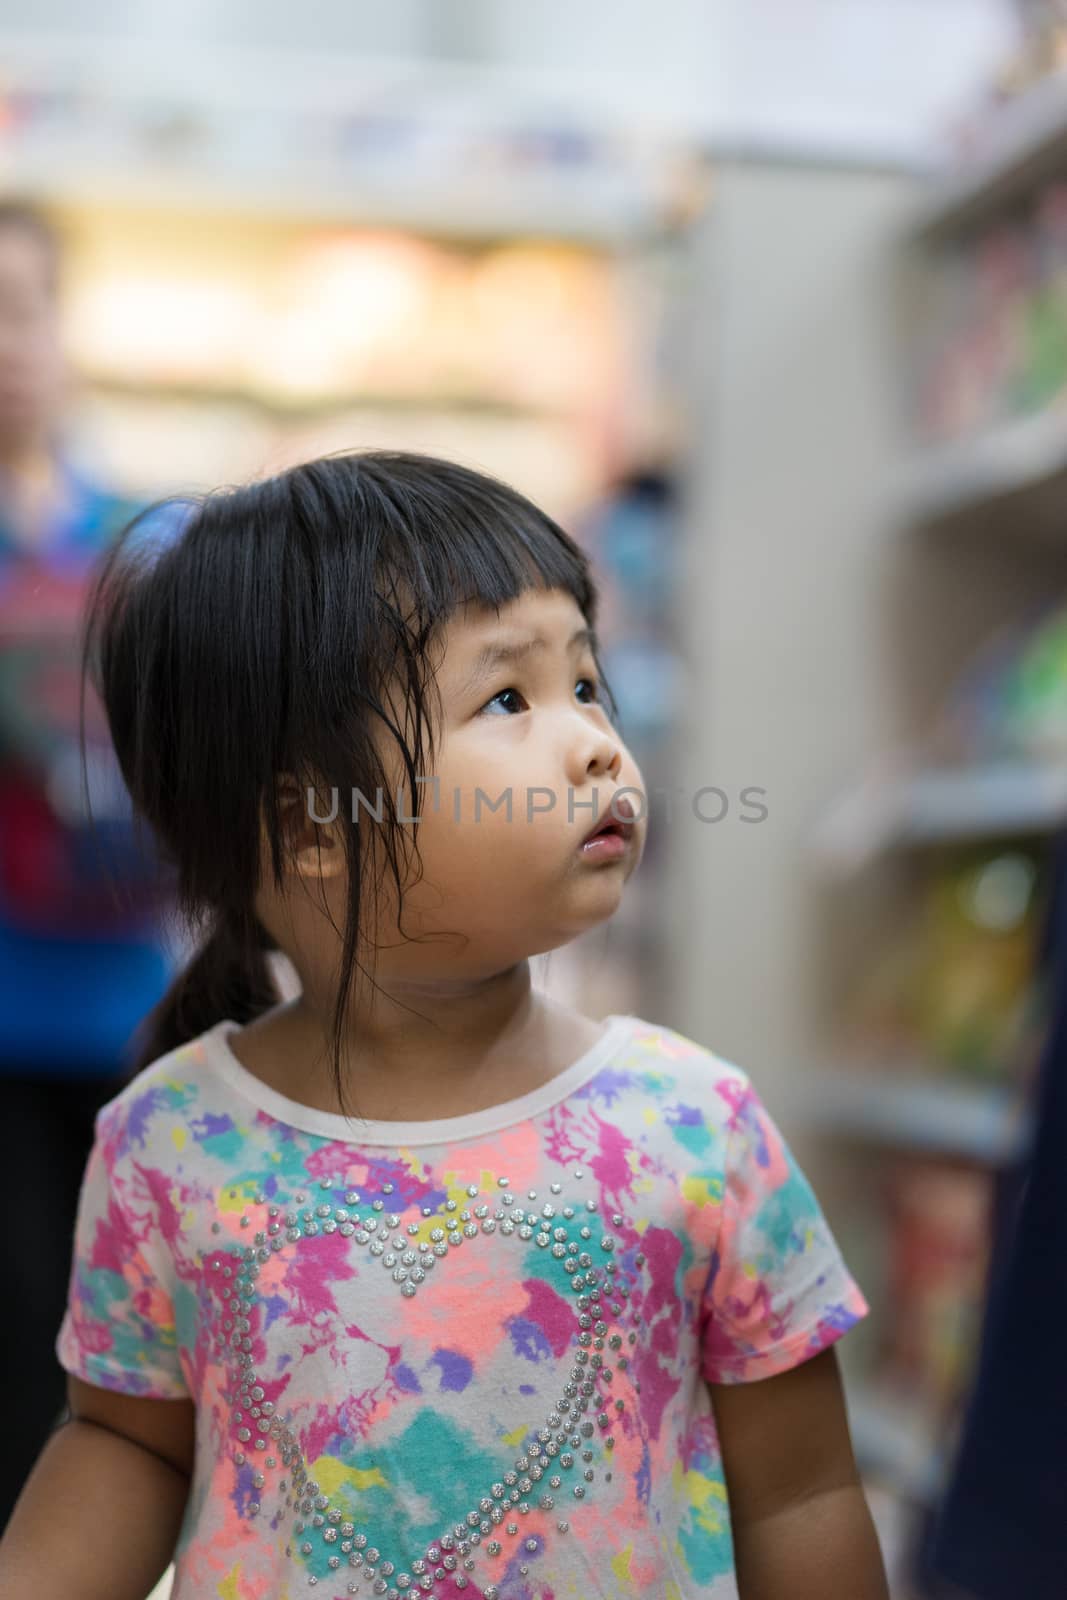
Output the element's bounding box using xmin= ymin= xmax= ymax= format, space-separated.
xmin=2 ymin=0 xmax=1065 ymax=1595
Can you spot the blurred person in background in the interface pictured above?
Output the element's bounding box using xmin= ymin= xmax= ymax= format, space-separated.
xmin=0 ymin=199 xmax=175 ymax=1531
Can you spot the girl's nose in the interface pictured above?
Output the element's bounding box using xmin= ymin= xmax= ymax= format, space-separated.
xmin=567 ymin=728 xmax=623 ymax=790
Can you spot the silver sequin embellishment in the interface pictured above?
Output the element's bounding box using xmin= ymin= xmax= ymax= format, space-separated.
xmin=211 ymin=1170 xmax=638 ymax=1594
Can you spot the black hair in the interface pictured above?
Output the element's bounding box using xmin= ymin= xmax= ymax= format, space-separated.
xmin=81 ymin=449 xmax=617 ymax=1120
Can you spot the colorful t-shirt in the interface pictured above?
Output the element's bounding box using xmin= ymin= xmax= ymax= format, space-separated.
xmin=0 ymin=463 xmax=178 ymax=1071
xmin=56 ymin=1012 xmax=869 ymax=1600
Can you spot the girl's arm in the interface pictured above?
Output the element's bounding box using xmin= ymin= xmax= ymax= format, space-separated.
xmin=0 ymin=1375 xmax=194 ymax=1600
xmin=709 ymin=1346 xmax=890 ymax=1600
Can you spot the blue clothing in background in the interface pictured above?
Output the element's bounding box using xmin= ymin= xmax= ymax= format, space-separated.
xmin=925 ymin=831 xmax=1067 ymax=1597
xmin=0 ymin=461 xmax=175 ymax=1076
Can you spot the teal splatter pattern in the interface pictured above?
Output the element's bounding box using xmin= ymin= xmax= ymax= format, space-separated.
xmin=56 ymin=1013 xmax=868 ymax=1598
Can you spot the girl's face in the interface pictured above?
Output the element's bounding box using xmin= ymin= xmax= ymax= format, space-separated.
xmin=369 ymin=585 xmax=646 ymax=977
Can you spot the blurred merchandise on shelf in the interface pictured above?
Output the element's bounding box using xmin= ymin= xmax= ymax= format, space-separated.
xmin=941 ymin=3 xmax=1067 ymax=146
xmin=831 ymin=18 xmax=1067 ymax=1577
xmin=915 ymin=847 xmax=1044 ymax=1076
xmin=826 ymin=1157 xmax=994 ymax=1527
xmin=51 ymin=207 xmax=645 ymax=519
xmin=0 ymin=52 xmax=696 ymax=237
xmin=913 ymin=183 xmax=1067 ymax=444
xmin=881 ymin=1158 xmax=993 ymax=1414
xmin=64 ymin=229 xmax=620 ymax=413
xmin=834 ymin=924 xmax=925 ymax=1062
xmin=999 ymin=3 xmax=1067 ymax=97
xmin=836 ymin=844 xmax=1046 ymax=1082
xmin=901 ymin=136 xmax=1067 ymax=455
xmin=815 ymin=602 xmax=1067 ymax=869
xmin=925 ymin=606 xmax=1067 ymax=767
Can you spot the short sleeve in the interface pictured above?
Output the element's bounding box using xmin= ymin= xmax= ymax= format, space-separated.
xmin=55 ymin=1107 xmax=189 ymax=1399
xmin=701 ymin=1070 xmax=869 ymax=1385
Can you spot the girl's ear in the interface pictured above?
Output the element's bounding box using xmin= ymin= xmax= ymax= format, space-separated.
xmin=272 ymin=772 xmax=347 ymax=882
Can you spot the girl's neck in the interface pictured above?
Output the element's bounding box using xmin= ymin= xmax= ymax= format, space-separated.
xmin=226 ymin=972 xmax=607 ymax=1123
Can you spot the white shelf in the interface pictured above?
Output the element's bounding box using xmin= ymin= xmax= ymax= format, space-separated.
xmin=0 ymin=150 xmax=664 ymax=245
xmin=806 ymin=1067 xmax=1031 ymax=1163
xmin=905 ymin=761 xmax=1067 ymax=841
xmin=911 ymin=72 xmax=1067 ymax=243
xmin=892 ymin=408 xmax=1067 ymax=531
xmin=814 ymin=760 xmax=1067 ymax=871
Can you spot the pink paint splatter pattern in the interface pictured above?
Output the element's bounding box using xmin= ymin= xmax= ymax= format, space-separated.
xmin=56 ymin=1014 xmax=868 ymax=1598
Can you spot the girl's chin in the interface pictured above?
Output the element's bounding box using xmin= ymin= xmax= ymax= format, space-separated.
xmin=561 ymin=884 xmax=630 ymax=933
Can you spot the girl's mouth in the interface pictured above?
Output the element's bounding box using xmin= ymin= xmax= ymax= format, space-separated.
xmin=579 ymin=794 xmax=636 ymax=859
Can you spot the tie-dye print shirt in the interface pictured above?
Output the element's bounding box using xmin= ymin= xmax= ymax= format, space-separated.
xmin=56 ymin=1012 xmax=868 ymax=1600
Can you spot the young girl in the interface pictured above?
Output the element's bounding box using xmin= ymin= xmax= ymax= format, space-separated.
xmin=0 ymin=451 xmax=888 ymax=1600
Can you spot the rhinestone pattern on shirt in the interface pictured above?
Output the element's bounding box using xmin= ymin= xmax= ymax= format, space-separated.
xmin=204 ymin=1165 xmax=649 ymax=1598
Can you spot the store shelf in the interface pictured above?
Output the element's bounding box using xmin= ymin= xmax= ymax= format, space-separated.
xmin=80 ymin=373 xmax=569 ymax=422
xmin=807 ymin=1067 xmax=1032 ymax=1163
xmin=911 ymin=72 xmax=1067 ymax=244
xmin=0 ymin=149 xmax=668 ymax=247
xmin=847 ymin=1384 xmax=945 ymax=1506
xmin=814 ymin=760 xmax=1067 ymax=872
xmin=0 ymin=37 xmax=689 ymax=247
xmin=905 ymin=761 xmax=1067 ymax=841
xmin=892 ymin=408 xmax=1067 ymax=533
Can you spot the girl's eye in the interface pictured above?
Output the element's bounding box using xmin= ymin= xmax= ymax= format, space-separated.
xmin=479 ymin=677 xmax=601 ymax=716
xmin=481 ymin=686 xmax=527 ymax=716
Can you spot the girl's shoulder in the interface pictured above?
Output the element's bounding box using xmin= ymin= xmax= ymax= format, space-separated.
xmin=91 ymin=1022 xmax=233 ymax=1166
xmin=620 ymin=1012 xmax=749 ymax=1079
xmin=602 ymin=1010 xmax=749 ymax=1076
xmin=580 ymin=1011 xmax=759 ymax=1129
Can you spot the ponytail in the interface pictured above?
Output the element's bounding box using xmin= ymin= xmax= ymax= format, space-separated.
xmin=125 ymin=908 xmax=279 ymax=1079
